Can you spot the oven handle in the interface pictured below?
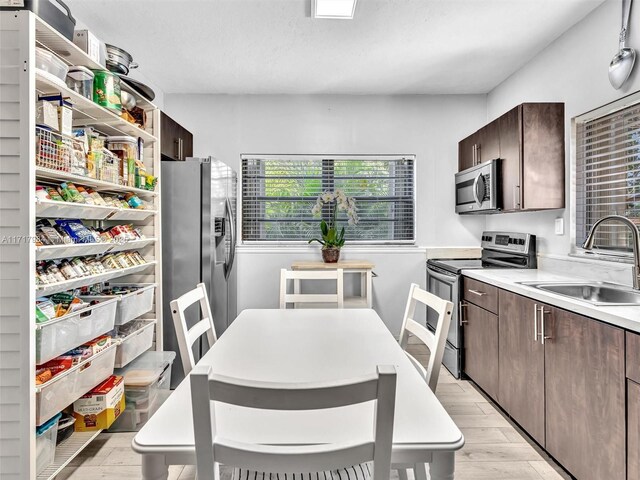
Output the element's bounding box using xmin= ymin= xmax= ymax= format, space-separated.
xmin=427 ymin=266 xmax=458 ymax=285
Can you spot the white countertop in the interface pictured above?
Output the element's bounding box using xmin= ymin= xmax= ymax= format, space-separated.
xmin=462 ymin=269 xmax=640 ymax=333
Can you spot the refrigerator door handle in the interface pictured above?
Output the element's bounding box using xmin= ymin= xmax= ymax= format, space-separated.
xmin=224 ymin=197 xmax=237 ymax=280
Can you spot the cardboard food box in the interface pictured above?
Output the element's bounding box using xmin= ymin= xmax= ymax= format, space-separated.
xmin=38 ymin=94 xmax=73 ymax=136
xmin=73 ymin=29 xmax=106 ymax=67
xmin=36 ymin=100 xmax=59 ymax=131
xmin=73 ymin=375 xmax=125 ymax=431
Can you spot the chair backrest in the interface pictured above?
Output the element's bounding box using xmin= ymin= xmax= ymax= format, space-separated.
xmin=190 ymin=364 xmax=397 ymax=480
xmin=398 ymin=283 xmax=453 ymax=392
xmin=170 ymin=283 xmax=217 ymax=376
xmin=279 ymin=268 xmax=344 ymax=309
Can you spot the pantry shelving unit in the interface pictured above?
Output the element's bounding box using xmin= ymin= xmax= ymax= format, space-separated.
xmin=0 ymin=11 xmax=164 ymax=480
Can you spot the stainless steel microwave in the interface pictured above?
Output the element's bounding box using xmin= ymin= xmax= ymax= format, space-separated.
xmin=455 ymin=159 xmax=500 ymax=214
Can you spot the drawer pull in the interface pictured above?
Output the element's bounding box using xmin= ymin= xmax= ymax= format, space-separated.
xmin=468 ymin=289 xmax=486 ymax=297
xmin=459 ymin=301 xmax=469 ymax=324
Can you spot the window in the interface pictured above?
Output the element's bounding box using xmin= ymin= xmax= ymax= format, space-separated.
xmin=575 ymin=101 xmax=640 ymax=253
xmin=241 ymin=155 xmax=415 ymax=243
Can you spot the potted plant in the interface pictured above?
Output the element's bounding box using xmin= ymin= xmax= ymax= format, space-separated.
xmin=308 ymin=190 xmax=358 ymax=263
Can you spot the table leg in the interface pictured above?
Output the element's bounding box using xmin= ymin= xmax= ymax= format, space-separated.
xmin=141 ymin=453 xmax=169 ymax=480
xmin=429 ymin=451 xmax=455 ymax=480
xmin=366 ymin=270 xmax=372 ymax=308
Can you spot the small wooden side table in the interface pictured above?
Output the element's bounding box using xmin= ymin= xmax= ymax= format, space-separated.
xmin=291 ymin=260 xmax=375 ymax=308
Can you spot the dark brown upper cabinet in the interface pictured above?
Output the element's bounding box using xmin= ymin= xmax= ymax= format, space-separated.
xmin=457 ymin=119 xmax=500 ymax=171
xmin=458 ymin=102 xmax=565 ymax=213
xmin=161 ymin=111 xmax=194 ymax=161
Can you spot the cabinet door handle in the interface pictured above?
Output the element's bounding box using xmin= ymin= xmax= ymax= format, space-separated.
xmin=540 ymin=307 xmax=551 ymax=344
xmin=459 ymin=301 xmax=468 ymax=325
xmin=179 ymin=138 xmax=184 ymax=160
xmin=467 ymin=289 xmax=486 ymax=296
xmin=476 ymin=144 xmax=481 ymax=165
xmin=533 ymin=303 xmax=539 ymax=342
xmin=513 ymin=185 xmax=521 ymax=208
xmin=174 ymin=139 xmax=180 ymax=160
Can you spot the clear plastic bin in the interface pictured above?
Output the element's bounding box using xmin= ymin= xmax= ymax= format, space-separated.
xmin=115 ymin=351 xmax=175 ymax=411
xmin=36 ymin=344 xmax=117 ymax=425
xmin=36 ymin=298 xmax=118 ymax=364
xmin=107 ymin=388 xmax=171 ymax=433
xmin=114 ymin=321 xmax=156 ymax=368
xmin=35 ymin=47 xmax=69 ymax=85
xmin=36 ymin=412 xmax=61 ymax=475
xmin=80 ymin=283 xmax=156 ymax=326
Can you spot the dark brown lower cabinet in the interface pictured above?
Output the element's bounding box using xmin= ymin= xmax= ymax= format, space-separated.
xmin=544 ymin=307 xmax=626 ymax=480
xmin=630 ymin=380 xmax=640 ymax=480
xmin=498 ymin=290 xmax=545 ymax=446
xmin=462 ymin=303 xmax=499 ymax=400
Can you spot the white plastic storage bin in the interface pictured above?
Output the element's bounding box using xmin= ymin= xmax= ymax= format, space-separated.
xmin=36 ymin=344 xmax=117 ymax=425
xmin=114 ymin=321 xmax=156 ymax=368
xmin=36 ymin=298 xmax=118 ymax=364
xmin=36 ymin=412 xmax=61 ymax=475
xmin=80 ymin=284 xmax=156 ymax=326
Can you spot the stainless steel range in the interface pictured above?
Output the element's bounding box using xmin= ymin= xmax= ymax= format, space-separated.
xmin=426 ymin=231 xmax=537 ymax=378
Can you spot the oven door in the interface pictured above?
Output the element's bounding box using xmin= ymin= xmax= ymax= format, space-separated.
xmin=426 ymin=265 xmax=460 ymax=347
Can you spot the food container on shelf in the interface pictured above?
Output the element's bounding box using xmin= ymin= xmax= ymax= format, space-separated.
xmin=56 ymin=413 xmax=75 ymax=445
xmin=35 ymin=297 xmax=118 ymax=364
xmin=36 ymin=412 xmax=61 ymax=474
xmin=1 ymin=0 xmax=76 ymax=40
xmin=114 ymin=320 xmax=156 ymax=368
xmin=80 ymin=283 xmax=156 ymax=327
xmin=36 ymin=344 xmax=117 ymax=425
xmin=65 ymin=66 xmax=94 ymax=100
xmin=92 ymin=69 xmax=121 ymax=111
xmin=35 ymin=47 xmax=69 ymax=86
xmin=115 ymin=351 xmax=175 ymax=410
xmin=107 ymin=136 xmax=138 ymax=187
xmin=107 ymin=136 xmax=138 ymax=161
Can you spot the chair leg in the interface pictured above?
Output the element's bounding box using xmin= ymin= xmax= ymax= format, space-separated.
xmin=397 ymin=468 xmax=409 ymax=480
xmin=413 ymin=464 xmax=427 ymax=480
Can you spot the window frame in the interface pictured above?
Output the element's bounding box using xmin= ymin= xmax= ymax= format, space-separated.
xmin=239 ymin=154 xmax=417 ymax=245
xmin=571 ymin=91 xmax=640 ymax=260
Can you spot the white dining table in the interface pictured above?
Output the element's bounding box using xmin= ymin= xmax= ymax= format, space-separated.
xmin=132 ymin=309 xmax=464 ymax=480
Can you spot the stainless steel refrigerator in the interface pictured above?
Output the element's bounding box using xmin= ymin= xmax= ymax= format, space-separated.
xmin=161 ymin=157 xmax=237 ymax=387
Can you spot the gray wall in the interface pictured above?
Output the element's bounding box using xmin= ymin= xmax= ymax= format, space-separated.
xmin=484 ymin=0 xmax=640 ymax=255
xmin=164 ymin=94 xmax=487 ymax=331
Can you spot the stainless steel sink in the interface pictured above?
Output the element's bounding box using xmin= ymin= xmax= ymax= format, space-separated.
xmin=518 ymin=281 xmax=640 ymax=306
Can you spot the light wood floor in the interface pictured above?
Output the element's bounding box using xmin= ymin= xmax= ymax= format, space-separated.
xmin=58 ymin=344 xmax=571 ymax=480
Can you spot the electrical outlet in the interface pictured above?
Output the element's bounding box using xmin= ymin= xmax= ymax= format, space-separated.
xmin=555 ymin=218 xmax=564 ymax=235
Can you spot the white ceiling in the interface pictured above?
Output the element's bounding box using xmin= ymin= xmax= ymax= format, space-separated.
xmin=66 ymin=0 xmax=606 ymax=95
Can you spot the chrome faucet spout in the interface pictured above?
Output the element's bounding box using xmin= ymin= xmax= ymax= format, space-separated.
xmin=582 ymin=215 xmax=640 ymax=290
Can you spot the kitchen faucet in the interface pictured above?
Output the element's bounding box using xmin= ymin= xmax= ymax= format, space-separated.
xmin=582 ymin=215 xmax=640 ymax=290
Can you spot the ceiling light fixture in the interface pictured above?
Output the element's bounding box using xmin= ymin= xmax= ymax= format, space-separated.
xmin=313 ymin=0 xmax=358 ymax=19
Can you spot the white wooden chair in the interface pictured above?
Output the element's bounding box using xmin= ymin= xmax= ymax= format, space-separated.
xmin=279 ymin=268 xmax=344 ymax=309
xmin=170 ymin=283 xmax=217 ymax=376
xmin=395 ymin=283 xmax=453 ymax=480
xmin=190 ymin=364 xmax=397 ymax=480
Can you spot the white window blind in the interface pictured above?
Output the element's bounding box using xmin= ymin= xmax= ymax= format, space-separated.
xmin=576 ymin=104 xmax=640 ymax=252
xmin=241 ymin=155 xmax=415 ymax=243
